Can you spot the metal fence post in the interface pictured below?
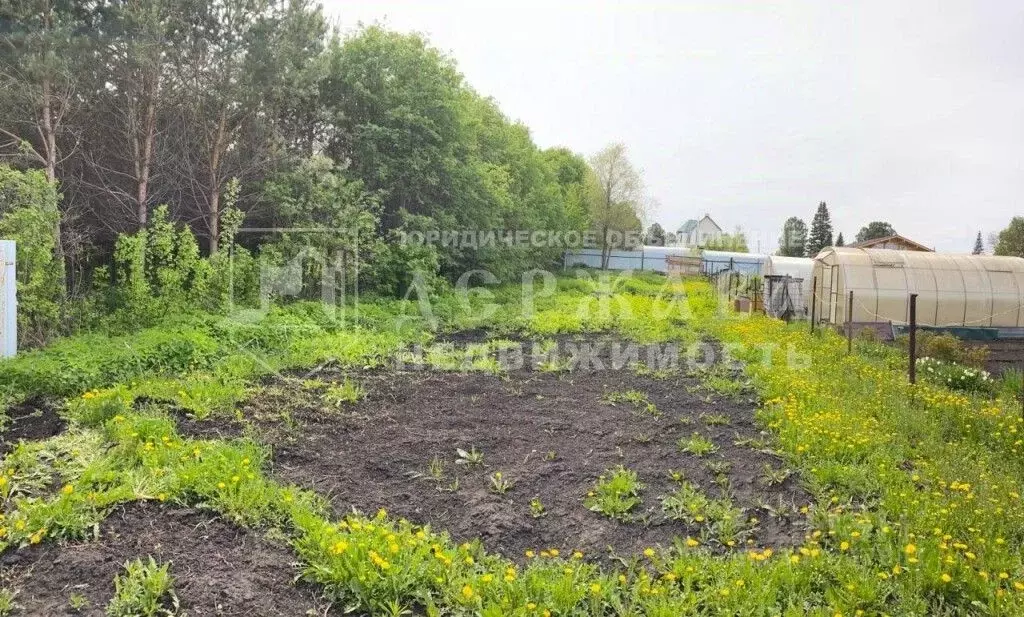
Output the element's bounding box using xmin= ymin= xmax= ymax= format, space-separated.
xmin=909 ymin=293 xmax=918 ymax=384
xmin=847 ymin=290 xmax=854 ymax=355
xmin=1019 ymin=361 xmax=1024 ymax=421
xmin=810 ymin=275 xmax=817 ymax=333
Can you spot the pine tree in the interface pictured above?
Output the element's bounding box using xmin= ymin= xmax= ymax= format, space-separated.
xmin=972 ymin=231 xmax=984 ymax=255
xmin=806 ymin=201 xmax=834 ymax=256
xmin=835 ymin=232 xmax=844 ymax=247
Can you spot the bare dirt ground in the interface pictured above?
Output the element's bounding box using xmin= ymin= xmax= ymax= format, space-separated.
xmin=0 ymin=502 xmax=331 ymax=616
xmin=0 ymin=398 xmax=65 ymax=458
xmin=238 ymin=334 xmax=812 ymax=563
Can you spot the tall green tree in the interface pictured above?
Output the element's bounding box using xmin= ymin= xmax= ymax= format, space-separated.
xmin=169 ymin=0 xmax=326 ymax=252
xmin=644 ymin=222 xmax=666 ymax=246
xmin=994 ymin=217 xmax=1024 ymax=258
xmin=322 ymin=26 xmax=465 ymax=232
xmin=855 ymin=221 xmax=896 ymax=243
xmin=0 ymin=0 xmax=91 ymax=182
xmin=777 ymin=217 xmax=807 ymax=257
xmin=587 ymin=143 xmax=645 ymax=269
xmin=0 ymin=0 xmax=97 ymax=283
xmin=835 ymin=232 xmax=844 ymax=247
xmin=806 ymin=201 xmax=833 ymax=256
xmin=542 ymin=147 xmax=592 ymax=236
xmin=972 ymin=232 xmax=984 ymax=255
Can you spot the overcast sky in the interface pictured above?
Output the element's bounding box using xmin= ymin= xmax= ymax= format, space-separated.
xmin=323 ymin=1 xmax=1023 ymax=253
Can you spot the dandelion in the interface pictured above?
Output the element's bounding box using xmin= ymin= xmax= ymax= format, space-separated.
xmin=941 ymin=573 xmax=952 ymax=583
xmin=61 ymin=484 xmax=74 ymax=495
xmin=461 ymin=585 xmax=474 ymax=600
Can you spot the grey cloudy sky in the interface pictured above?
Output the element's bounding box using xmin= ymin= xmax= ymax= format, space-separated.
xmin=323 ymin=1 xmax=1023 ymax=253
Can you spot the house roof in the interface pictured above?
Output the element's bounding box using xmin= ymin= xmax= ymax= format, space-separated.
xmin=677 ymin=214 xmax=723 ymax=235
xmin=848 ymin=234 xmax=933 ymax=252
xmin=677 ymin=219 xmax=698 ymax=234
xmin=699 ymin=214 xmax=723 ymax=232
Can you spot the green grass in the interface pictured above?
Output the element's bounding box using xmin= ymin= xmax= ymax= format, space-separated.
xmin=660 ymin=481 xmax=750 ymax=546
xmin=601 ymin=389 xmax=660 ymax=416
xmin=323 ymin=378 xmax=365 ymax=407
xmin=3 ymin=274 xmax=1024 ymax=615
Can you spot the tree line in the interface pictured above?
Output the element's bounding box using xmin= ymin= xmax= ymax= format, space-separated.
xmin=0 ymin=1 xmax=647 ymax=343
xmin=779 ymin=203 xmax=1024 ymax=258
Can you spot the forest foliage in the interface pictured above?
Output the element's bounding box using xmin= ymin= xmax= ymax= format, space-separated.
xmin=0 ymin=1 xmax=644 ymax=343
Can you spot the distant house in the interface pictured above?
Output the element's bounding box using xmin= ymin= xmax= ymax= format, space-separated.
xmin=848 ymin=234 xmax=933 ymax=252
xmin=675 ymin=214 xmax=722 ymax=248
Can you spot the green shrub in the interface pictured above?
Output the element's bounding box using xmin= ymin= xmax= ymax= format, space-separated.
xmin=916 ymin=356 xmax=994 ymax=393
xmin=900 ymin=331 xmax=989 ymax=369
xmin=0 ymin=166 xmax=64 ymax=346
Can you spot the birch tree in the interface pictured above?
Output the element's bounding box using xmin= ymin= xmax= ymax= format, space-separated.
xmin=587 ymin=143 xmax=645 ymax=269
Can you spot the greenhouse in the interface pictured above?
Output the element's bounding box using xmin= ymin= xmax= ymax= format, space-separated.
xmin=701 ymin=250 xmax=767 ymax=276
xmin=811 ymin=247 xmax=1024 ymax=328
xmin=563 ymin=246 xmax=698 ymax=272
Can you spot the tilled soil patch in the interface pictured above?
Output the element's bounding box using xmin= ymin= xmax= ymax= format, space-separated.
xmin=0 ymin=398 xmax=65 ymax=457
xmin=240 ymin=335 xmax=812 ymax=564
xmin=0 ymin=502 xmax=330 ymax=616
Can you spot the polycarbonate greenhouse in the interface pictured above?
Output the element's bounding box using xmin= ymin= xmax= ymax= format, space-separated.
xmin=811 ymin=247 xmax=1024 ymax=327
xmin=700 ymin=250 xmax=767 ymax=275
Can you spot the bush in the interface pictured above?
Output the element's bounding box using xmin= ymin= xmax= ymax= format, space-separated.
xmin=96 ymin=203 xmax=259 ymax=331
xmin=0 ymin=166 xmax=64 ymax=346
xmin=919 ymin=331 xmax=988 ymax=368
xmin=916 ymin=356 xmax=994 ymax=393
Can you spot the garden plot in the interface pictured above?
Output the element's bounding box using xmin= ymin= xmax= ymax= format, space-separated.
xmin=0 ymin=399 xmax=65 ymax=458
xmin=241 ymin=334 xmax=811 ymax=563
xmin=0 ymin=502 xmax=330 ymax=616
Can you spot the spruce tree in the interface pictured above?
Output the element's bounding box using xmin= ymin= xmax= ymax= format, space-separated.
xmin=835 ymin=232 xmax=844 ymax=247
xmin=972 ymin=231 xmax=984 ymax=255
xmin=806 ymin=201 xmax=834 ymax=256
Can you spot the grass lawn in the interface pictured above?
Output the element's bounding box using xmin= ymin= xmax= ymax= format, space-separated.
xmin=0 ymin=273 xmax=1022 ymax=616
